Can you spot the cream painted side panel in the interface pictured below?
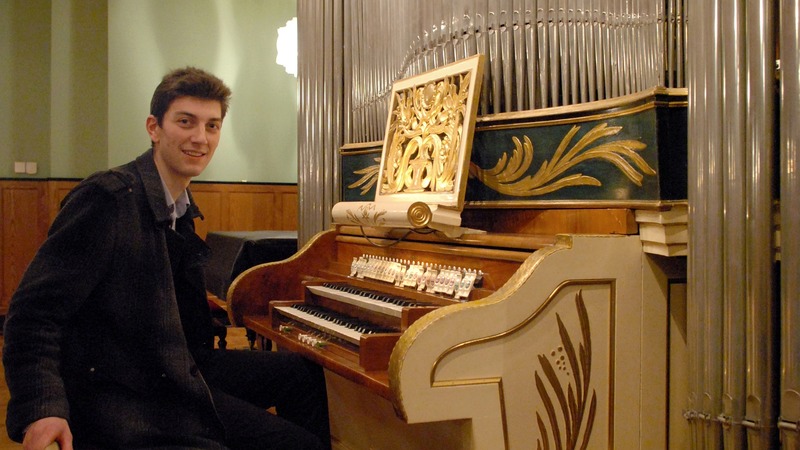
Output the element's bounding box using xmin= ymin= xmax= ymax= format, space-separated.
xmin=388 ymin=235 xmax=669 ymax=449
xmin=326 ymin=371 xmax=470 ymax=450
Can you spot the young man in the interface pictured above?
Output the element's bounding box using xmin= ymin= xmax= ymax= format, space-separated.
xmin=3 ymin=67 xmax=330 ymax=450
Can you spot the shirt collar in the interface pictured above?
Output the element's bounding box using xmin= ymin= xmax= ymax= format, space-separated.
xmin=159 ymin=175 xmax=190 ymax=229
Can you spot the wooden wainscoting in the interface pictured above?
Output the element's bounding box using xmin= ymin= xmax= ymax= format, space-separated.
xmin=0 ymin=179 xmax=298 ymax=315
xmin=189 ymin=182 xmax=298 ymax=239
xmin=0 ymin=181 xmax=50 ymax=319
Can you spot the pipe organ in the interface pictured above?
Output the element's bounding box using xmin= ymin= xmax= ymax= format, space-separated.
xmin=287 ymin=0 xmax=797 ymax=449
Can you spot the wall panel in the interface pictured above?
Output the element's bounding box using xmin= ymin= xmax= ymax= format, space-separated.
xmin=279 ymin=191 xmax=298 ymax=230
xmin=190 ymin=190 xmax=224 ymax=238
xmin=0 ymin=180 xmax=298 ymax=313
xmin=228 ymin=192 xmax=277 ymax=230
xmin=1 ymin=181 xmax=49 ymax=314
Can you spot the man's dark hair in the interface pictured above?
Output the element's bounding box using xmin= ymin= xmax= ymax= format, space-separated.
xmin=150 ymin=67 xmax=232 ymax=125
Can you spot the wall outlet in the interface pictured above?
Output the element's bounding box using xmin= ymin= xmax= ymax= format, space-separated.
xmin=14 ymin=161 xmax=26 ymax=173
xmin=25 ymin=161 xmax=38 ymax=174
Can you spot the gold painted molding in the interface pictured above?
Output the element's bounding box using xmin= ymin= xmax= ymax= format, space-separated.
xmin=474 ymin=87 xmax=688 ymax=130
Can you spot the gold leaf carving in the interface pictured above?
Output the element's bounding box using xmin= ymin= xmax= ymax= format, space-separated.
xmin=347 ymin=157 xmax=382 ymax=196
xmin=534 ymin=291 xmax=597 ymax=450
xmin=469 ymin=123 xmax=656 ymax=197
xmin=380 ymin=72 xmax=472 ymax=195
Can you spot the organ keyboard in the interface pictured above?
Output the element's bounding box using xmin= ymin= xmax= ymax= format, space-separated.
xmin=269 ymin=277 xmax=460 ymax=370
xmin=229 ymin=226 xmax=548 ymax=397
xmin=307 ymin=283 xmax=432 ymax=317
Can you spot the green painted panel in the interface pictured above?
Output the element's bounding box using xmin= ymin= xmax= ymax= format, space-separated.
xmin=341 ymin=89 xmax=688 ymax=207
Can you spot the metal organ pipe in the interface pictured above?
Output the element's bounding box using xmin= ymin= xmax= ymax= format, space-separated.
xmin=342 ymin=0 xmax=685 ymax=143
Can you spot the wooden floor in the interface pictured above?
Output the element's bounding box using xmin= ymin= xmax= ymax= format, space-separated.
xmin=0 ymin=345 xmax=18 ymax=450
xmin=0 ymin=327 xmax=251 ymax=448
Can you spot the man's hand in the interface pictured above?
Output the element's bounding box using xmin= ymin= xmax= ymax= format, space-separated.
xmin=22 ymin=417 xmax=73 ymax=450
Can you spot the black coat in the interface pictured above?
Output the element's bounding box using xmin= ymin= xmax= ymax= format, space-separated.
xmin=3 ymin=149 xmax=226 ymax=448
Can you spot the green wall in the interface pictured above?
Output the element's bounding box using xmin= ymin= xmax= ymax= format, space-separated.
xmin=0 ymin=0 xmax=298 ymax=183
xmin=51 ymin=0 xmax=108 ymax=178
xmin=0 ymin=0 xmax=52 ymax=178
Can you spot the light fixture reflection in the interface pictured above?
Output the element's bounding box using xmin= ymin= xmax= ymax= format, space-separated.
xmin=276 ymin=17 xmax=297 ymax=77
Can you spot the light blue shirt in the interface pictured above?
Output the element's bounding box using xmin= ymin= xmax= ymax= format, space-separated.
xmin=159 ymin=176 xmax=190 ymax=230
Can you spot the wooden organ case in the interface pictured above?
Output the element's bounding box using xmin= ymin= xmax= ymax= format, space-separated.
xmin=228 ymin=56 xmax=688 ymax=449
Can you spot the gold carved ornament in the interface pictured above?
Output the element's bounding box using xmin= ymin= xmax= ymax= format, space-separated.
xmin=469 ymin=123 xmax=655 ymax=197
xmin=348 ymin=123 xmax=654 ymax=198
xmin=380 ymin=72 xmax=471 ymax=195
xmin=349 ymin=157 xmax=382 ymax=196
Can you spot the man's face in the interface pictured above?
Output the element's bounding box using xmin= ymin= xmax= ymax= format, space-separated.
xmin=146 ymin=96 xmax=223 ymax=187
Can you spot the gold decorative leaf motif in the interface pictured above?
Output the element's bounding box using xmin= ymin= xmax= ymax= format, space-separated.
xmin=469 ymin=123 xmax=655 ymax=197
xmin=347 ymin=157 xmax=382 ymax=196
xmin=344 ymin=203 xmax=387 ymax=226
xmin=534 ymin=291 xmax=597 ymax=450
xmin=380 ymin=72 xmax=472 ymax=195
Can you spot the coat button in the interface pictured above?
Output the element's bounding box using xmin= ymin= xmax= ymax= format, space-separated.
xmin=190 ymin=365 xmax=199 ymax=376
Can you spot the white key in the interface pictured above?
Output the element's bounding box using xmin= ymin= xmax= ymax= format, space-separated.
xmin=274 ymin=305 xmax=363 ymax=345
xmin=307 ymin=285 xmax=404 ymax=318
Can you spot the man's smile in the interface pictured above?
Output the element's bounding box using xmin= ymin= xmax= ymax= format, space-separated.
xmin=182 ymin=149 xmax=206 ymax=157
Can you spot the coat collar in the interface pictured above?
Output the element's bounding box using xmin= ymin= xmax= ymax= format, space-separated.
xmin=134 ymin=149 xmax=204 ymax=226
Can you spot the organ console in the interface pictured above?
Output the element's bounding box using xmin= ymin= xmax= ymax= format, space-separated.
xmin=229 ymin=225 xmax=554 ymax=399
xmin=228 ymin=219 xmax=684 ymax=449
xmin=228 ymin=59 xmax=688 ymax=448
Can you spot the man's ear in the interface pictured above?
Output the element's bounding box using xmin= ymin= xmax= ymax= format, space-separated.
xmin=145 ymin=115 xmax=160 ymax=143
